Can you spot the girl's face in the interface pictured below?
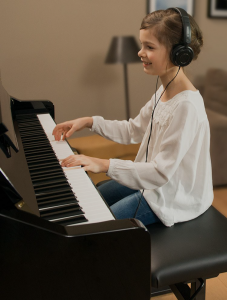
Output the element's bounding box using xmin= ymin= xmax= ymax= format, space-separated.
xmin=138 ymin=28 xmax=174 ymax=77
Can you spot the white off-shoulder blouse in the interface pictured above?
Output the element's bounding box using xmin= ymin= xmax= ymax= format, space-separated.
xmin=91 ymin=86 xmax=213 ymax=226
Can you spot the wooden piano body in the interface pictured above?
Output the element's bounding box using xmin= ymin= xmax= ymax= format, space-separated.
xmin=0 ymin=81 xmax=151 ymax=300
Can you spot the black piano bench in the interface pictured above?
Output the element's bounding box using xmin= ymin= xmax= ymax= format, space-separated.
xmin=96 ymin=180 xmax=227 ymax=299
xmin=147 ymin=206 xmax=227 ymax=300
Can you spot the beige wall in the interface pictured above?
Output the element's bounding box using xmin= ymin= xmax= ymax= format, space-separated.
xmin=0 ymin=0 xmax=226 ymax=138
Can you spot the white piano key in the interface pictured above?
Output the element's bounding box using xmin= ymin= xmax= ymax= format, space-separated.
xmin=37 ymin=114 xmax=114 ymax=225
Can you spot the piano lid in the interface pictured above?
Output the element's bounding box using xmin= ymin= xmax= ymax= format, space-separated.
xmin=0 ymin=80 xmax=39 ymax=216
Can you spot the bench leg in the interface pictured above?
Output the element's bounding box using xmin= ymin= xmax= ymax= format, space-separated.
xmin=191 ymin=279 xmax=206 ymax=300
xmin=170 ymin=278 xmax=206 ymax=300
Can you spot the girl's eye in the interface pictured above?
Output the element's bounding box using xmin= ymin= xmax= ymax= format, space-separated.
xmin=148 ymin=46 xmax=153 ymax=50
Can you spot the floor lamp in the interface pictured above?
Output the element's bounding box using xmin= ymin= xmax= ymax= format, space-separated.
xmin=105 ymin=36 xmax=141 ymax=120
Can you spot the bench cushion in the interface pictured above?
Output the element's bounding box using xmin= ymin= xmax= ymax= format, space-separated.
xmin=146 ymin=206 xmax=227 ymax=288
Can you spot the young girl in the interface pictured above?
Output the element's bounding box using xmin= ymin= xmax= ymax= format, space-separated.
xmin=53 ymin=8 xmax=213 ymax=227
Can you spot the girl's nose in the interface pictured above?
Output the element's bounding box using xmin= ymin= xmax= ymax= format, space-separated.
xmin=138 ymin=48 xmax=145 ymax=58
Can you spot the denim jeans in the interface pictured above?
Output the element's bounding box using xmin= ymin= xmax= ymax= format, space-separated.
xmin=97 ymin=180 xmax=160 ymax=226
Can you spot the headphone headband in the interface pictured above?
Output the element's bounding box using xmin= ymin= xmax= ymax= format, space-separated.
xmin=171 ymin=7 xmax=191 ymax=45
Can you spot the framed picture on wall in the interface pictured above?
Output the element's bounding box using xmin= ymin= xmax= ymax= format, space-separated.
xmin=147 ymin=0 xmax=194 ymax=16
xmin=208 ymin=0 xmax=227 ymax=18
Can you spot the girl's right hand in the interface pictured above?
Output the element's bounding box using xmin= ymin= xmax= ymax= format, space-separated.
xmin=52 ymin=117 xmax=93 ymax=141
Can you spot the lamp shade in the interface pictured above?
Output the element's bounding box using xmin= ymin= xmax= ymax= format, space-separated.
xmin=105 ymin=36 xmax=141 ymax=64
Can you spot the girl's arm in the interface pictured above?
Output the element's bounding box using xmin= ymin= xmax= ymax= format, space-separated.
xmin=52 ymin=100 xmax=152 ymax=144
xmin=91 ymin=97 xmax=154 ymax=145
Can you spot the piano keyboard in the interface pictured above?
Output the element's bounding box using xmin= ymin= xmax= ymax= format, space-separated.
xmin=16 ymin=113 xmax=114 ymax=226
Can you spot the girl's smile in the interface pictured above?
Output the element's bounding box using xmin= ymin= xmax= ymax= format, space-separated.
xmin=142 ymin=60 xmax=152 ymax=68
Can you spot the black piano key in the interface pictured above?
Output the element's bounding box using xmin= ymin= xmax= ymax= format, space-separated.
xmin=29 ymin=167 xmax=62 ymax=175
xmin=33 ymin=178 xmax=68 ymax=188
xmin=20 ymin=131 xmax=47 ymax=137
xmin=34 ymin=182 xmax=70 ymax=193
xmin=18 ymin=125 xmax=43 ymax=131
xmin=24 ymin=144 xmax=52 ymax=152
xmin=29 ymin=166 xmax=62 ymax=176
xmin=38 ymin=194 xmax=77 ymax=204
xmin=23 ymin=140 xmax=52 ymax=148
xmin=24 ymin=147 xmax=53 ymax=154
xmin=31 ymin=174 xmax=65 ymax=184
xmin=25 ymin=151 xmax=55 ymax=159
xmin=20 ymin=136 xmax=47 ymax=144
xmin=18 ymin=121 xmax=41 ymax=127
xmin=23 ymin=143 xmax=52 ymax=151
xmin=28 ymin=158 xmax=58 ymax=167
xmin=21 ymin=136 xmax=48 ymax=142
xmin=21 ymin=134 xmax=47 ymax=141
xmin=36 ymin=190 xmax=75 ymax=202
xmin=41 ymin=209 xmax=84 ymax=221
xmin=26 ymin=153 xmax=56 ymax=159
xmin=26 ymin=154 xmax=56 ymax=161
xmin=28 ymin=162 xmax=61 ymax=172
xmin=17 ymin=115 xmax=38 ymax=119
xmin=26 ymin=154 xmax=57 ymax=163
xmin=35 ymin=187 xmax=73 ymax=198
xmin=25 ymin=151 xmax=57 ymax=159
xmin=21 ymin=136 xmax=47 ymax=142
xmin=30 ymin=169 xmax=64 ymax=178
xmin=20 ymin=127 xmax=46 ymax=134
xmin=26 ymin=153 xmax=57 ymax=163
xmin=38 ymin=197 xmax=78 ymax=209
xmin=20 ymin=131 xmax=46 ymax=138
xmin=30 ymin=170 xmax=65 ymax=180
xmin=23 ymin=147 xmax=54 ymax=154
xmin=17 ymin=117 xmax=40 ymax=122
xmin=20 ymin=137 xmax=49 ymax=143
xmin=25 ymin=145 xmax=55 ymax=152
xmin=19 ymin=125 xmax=44 ymax=130
xmin=50 ymin=215 xmax=88 ymax=226
xmin=40 ymin=203 xmax=82 ymax=217
xmin=34 ymin=181 xmax=70 ymax=193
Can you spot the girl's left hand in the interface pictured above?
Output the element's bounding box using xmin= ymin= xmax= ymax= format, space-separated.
xmin=61 ymin=154 xmax=110 ymax=173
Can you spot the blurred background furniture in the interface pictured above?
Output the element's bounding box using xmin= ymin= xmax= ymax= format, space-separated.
xmin=203 ymin=68 xmax=227 ymax=186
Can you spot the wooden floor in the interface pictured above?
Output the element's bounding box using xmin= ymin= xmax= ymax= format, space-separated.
xmin=152 ymin=186 xmax=227 ymax=300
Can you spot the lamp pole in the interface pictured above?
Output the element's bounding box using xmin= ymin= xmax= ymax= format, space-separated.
xmin=123 ymin=63 xmax=130 ymax=120
xmin=105 ymin=36 xmax=140 ymax=120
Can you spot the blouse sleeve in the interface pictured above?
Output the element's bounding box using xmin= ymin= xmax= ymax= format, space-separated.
xmin=91 ymin=96 xmax=155 ymax=144
xmin=107 ymin=101 xmax=200 ymax=190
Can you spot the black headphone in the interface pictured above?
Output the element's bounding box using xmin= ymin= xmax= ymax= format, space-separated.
xmin=170 ymin=7 xmax=194 ymax=67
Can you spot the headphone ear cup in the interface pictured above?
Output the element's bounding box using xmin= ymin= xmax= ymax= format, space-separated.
xmin=171 ymin=45 xmax=194 ymax=67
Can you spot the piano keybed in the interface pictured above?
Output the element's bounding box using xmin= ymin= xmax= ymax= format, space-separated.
xmin=16 ymin=113 xmax=114 ymax=226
